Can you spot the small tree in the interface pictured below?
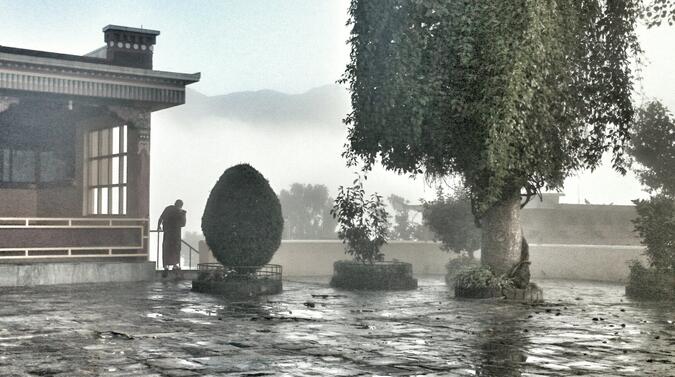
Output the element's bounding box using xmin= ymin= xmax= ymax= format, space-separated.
xmin=388 ymin=194 xmax=415 ymax=240
xmin=331 ymin=177 xmax=389 ymax=264
xmin=201 ymin=164 xmax=283 ymax=269
xmin=422 ymin=186 xmax=481 ymax=259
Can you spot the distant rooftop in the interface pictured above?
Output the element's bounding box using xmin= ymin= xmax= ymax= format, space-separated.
xmin=102 ymin=25 xmax=160 ymax=36
xmin=0 ymin=45 xmax=106 ymax=65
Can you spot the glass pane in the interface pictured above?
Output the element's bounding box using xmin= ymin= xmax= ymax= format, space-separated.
xmin=111 ymin=187 xmax=119 ymax=215
xmin=122 ymin=156 xmax=127 ymax=184
xmin=40 ymin=152 xmax=53 ymax=182
xmin=90 ymin=188 xmax=98 ymax=215
xmin=12 ymin=150 xmax=36 ymax=183
xmin=89 ymin=131 xmax=99 ymax=158
xmin=112 ymin=126 xmax=120 ymax=155
xmin=123 ymin=125 xmax=128 ymax=153
xmin=99 ymin=158 xmax=110 ymax=186
xmin=89 ymin=159 xmax=98 ymax=186
xmin=1 ymin=149 xmax=9 ymax=181
xmin=40 ymin=151 xmax=67 ymax=183
xmin=101 ymin=187 xmax=109 ymax=215
xmin=100 ymin=128 xmax=110 ymax=156
xmin=111 ymin=157 xmax=119 ymax=185
xmin=122 ymin=186 xmax=127 ymax=215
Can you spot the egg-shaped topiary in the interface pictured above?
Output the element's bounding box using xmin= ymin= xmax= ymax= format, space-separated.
xmin=201 ymin=164 xmax=283 ymax=268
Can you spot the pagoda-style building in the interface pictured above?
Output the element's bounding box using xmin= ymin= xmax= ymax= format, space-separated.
xmin=0 ymin=25 xmax=200 ymax=285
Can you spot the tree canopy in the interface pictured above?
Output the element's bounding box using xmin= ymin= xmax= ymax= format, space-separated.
xmin=422 ymin=186 xmax=481 ymax=256
xmin=644 ymin=0 xmax=675 ymax=26
xmin=629 ymin=101 xmax=675 ymax=196
xmin=629 ymin=101 xmax=675 ymax=273
xmin=342 ymin=0 xmax=641 ymax=217
xmin=279 ymin=183 xmax=337 ymax=239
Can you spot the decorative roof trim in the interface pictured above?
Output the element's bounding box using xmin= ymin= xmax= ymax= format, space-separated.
xmin=0 ymin=68 xmax=186 ymax=107
xmin=0 ymin=51 xmax=200 ymax=84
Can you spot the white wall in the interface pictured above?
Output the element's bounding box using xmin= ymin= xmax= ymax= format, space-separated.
xmin=199 ymin=240 xmax=647 ymax=283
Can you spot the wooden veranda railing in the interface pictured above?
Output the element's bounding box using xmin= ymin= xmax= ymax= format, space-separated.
xmin=0 ymin=217 xmax=148 ymax=260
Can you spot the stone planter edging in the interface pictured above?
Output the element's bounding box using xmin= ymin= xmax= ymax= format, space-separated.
xmin=330 ymin=260 xmax=418 ymax=290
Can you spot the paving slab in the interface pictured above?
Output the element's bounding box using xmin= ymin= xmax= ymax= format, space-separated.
xmin=0 ymin=277 xmax=672 ymax=376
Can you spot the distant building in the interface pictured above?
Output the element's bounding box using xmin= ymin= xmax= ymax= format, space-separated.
xmin=0 ymin=25 xmax=199 ymax=285
xmin=522 ymin=193 xmax=639 ymax=246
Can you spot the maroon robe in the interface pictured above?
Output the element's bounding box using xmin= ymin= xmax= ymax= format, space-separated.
xmin=159 ymin=205 xmax=186 ymax=266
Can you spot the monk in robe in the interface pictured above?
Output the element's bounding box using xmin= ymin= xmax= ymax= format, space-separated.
xmin=158 ymin=199 xmax=186 ymax=278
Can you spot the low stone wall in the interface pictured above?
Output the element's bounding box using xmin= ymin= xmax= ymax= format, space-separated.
xmin=0 ymin=261 xmax=155 ymax=286
xmin=528 ymin=244 xmax=647 ymax=282
xmin=199 ymin=240 xmax=647 ymax=283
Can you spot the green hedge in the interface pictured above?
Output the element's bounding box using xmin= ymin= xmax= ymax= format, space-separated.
xmin=626 ymin=261 xmax=674 ymax=300
xmin=201 ymin=164 xmax=283 ymax=268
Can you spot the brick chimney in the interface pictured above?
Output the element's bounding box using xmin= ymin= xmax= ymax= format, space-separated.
xmin=103 ymin=25 xmax=159 ymax=69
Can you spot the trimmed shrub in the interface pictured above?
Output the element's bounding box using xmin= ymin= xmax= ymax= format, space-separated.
xmin=445 ymin=256 xmax=480 ymax=287
xmin=626 ymin=260 xmax=675 ymax=300
xmin=201 ymin=164 xmax=283 ymax=268
xmin=632 ymin=195 xmax=675 ymax=271
xmin=455 ymin=266 xmax=498 ymax=289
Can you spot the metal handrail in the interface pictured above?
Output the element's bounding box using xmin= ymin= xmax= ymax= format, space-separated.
xmin=150 ymin=229 xmax=200 ymax=270
xmin=197 ymin=263 xmax=282 ymax=281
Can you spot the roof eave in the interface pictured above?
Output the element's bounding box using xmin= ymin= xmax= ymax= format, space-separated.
xmin=0 ymin=51 xmax=201 ymax=85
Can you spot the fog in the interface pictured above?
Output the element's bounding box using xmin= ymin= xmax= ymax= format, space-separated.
xmin=149 ymin=86 xmax=649 ymax=235
xmin=150 ymin=87 xmax=436 ymax=233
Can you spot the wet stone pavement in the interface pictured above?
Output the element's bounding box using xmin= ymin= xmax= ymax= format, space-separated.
xmin=0 ymin=277 xmax=673 ymax=377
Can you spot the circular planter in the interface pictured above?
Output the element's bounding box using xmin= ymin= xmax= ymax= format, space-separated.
xmin=330 ymin=260 xmax=418 ymax=290
xmin=192 ymin=264 xmax=282 ymax=298
xmin=455 ymin=284 xmax=544 ymax=303
xmin=454 ymin=286 xmax=502 ymax=299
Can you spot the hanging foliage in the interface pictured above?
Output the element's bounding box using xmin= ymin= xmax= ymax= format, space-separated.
xmin=342 ymin=0 xmax=641 ymax=218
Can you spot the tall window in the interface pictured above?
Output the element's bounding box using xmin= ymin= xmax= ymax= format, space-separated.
xmin=86 ymin=125 xmax=128 ymax=215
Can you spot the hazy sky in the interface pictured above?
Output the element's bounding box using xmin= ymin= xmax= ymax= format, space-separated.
xmin=0 ymin=0 xmax=351 ymax=95
xmin=1 ymin=1 xmax=674 ymax=209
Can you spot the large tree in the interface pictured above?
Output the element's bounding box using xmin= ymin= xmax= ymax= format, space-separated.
xmin=342 ymin=0 xmax=641 ymax=276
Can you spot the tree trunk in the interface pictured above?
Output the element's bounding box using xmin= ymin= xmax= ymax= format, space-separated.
xmin=481 ymin=194 xmax=522 ymax=276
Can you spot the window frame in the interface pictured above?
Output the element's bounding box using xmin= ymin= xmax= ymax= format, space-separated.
xmin=85 ymin=125 xmax=128 ymax=216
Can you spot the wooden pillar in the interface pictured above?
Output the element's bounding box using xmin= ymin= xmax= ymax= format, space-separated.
xmin=127 ymin=124 xmax=150 ymax=219
xmin=109 ymin=106 xmax=151 ymax=254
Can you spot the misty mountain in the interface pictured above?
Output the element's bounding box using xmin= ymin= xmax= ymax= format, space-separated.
xmin=164 ymin=84 xmax=350 ymax=127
